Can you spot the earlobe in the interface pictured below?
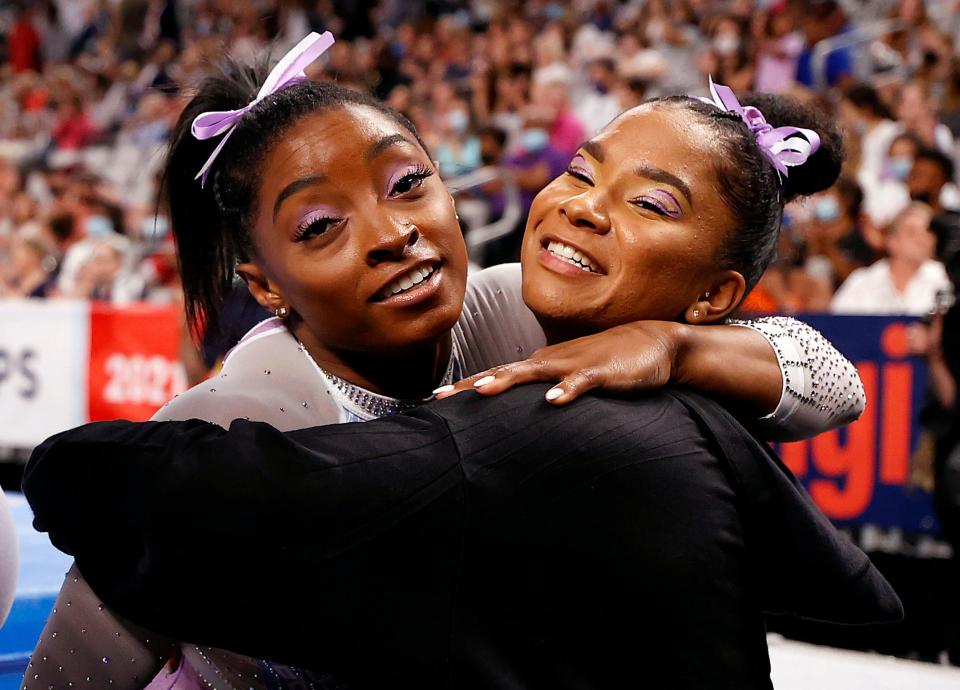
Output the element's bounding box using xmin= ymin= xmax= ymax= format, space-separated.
xmin=236 ymin=261 xmax=288 ymax=315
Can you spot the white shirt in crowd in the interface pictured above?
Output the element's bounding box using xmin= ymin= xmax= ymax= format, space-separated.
xmin=830 ymin=259 xmax=951 ymax=316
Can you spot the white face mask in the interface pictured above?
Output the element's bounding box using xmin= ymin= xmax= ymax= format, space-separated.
xmin=713 ymin=34 xmax=741 ymax=57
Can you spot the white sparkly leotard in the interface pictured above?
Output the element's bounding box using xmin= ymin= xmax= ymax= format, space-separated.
xmin=23 ymin=263 xmax=865 ymax=690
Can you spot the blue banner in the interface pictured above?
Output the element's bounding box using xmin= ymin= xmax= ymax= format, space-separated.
xmin=778 ymin=315 xmax=939 ymax=536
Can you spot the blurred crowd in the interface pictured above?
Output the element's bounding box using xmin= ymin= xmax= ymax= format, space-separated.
xmin=0 ymin=0 xmax=959 ymax=317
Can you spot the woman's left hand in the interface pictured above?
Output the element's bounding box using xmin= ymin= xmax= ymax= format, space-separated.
xmin=434 ymin=321 xmax=687 ymax=405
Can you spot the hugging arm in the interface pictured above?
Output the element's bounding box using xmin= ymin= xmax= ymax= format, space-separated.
xmin=457 ymin=265 xmax=863 ymax=441
xmin=24 ymin=413 xmax=464 ymax=677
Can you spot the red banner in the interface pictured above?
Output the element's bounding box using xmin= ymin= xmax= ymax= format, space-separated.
xmin=87 ymin=304 xmax=187 ymax=422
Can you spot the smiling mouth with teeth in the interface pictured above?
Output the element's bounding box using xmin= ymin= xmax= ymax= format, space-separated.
xmin=377 ymin=263 xmax=439 ymax=300
xmin=546 ymin=240 xmax=599 ymax=273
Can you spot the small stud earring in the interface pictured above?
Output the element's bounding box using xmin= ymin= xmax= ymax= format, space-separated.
xmin=275 ymin=306 xmax=290 ymax=319
xmin=703 ymin=291 xmax=711 ymax=299
xmin=692 ymin=309 xmax=702 ymax=319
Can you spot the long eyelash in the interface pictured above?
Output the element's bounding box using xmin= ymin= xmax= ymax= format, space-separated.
xmin=394 ymin=164 xmax=435 ymax=191
xmin=293 ymin=216 xmax=335 ymax=241
xmin=565 ymin=167 xmax=593 ymax=184
xmin=632 ymin=198 xmax=669 ymax=216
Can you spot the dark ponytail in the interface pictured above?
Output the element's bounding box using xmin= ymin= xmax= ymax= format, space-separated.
xmin=161 ymin=57 xmax=426 ymax=338
xmin=651 ymin=93 xmax=844 ymax=292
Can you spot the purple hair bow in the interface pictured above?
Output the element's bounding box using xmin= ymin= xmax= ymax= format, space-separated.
xmin=191 ymin=31 xmax=336 ymax=187
xmin=697 ymin=78 xmax=821 ymax=181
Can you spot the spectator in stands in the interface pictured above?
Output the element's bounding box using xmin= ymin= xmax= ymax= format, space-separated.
xmin=433 ymin=99 xmax=481 ymax=178
xmin=802 ymin=177 xmax=878 ymax=289
xmin=861 ymin=132 xmax=922 ymax=227
xmin=753 ymin=2 xmax=804 ymax=93
xmin=831 ymin=202 xmax=951 ymax=315
xmin=8 ymin=3 xmax=42 ymax=74
xmin=907 ymin=146 xmax=960 ymax=214
xmin=531 ymin=64 xmax=585 ymax=157
xmin=4 ymin=234 xmax=57 ymax=298
xmin=843 ymin=84 xmax=900 ymax=183
xmin=796 ymin=0 xmax=854 ymax=88
xmin=50 ymin=94 xmax=97 ymax=152
xmin=573 ymin=57 xmax=622 ymax=135
xmin=700 ymin=13 xmax=754 ymax=93
xmin=897 ymin=82 xmax=956 ymax=155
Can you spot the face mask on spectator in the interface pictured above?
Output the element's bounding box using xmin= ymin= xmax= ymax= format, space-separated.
xmin=887 ymin=156 xmax=913 ymax=182
xmin=814 ymin=196 xmax=841 ymax=223
xmin=713 ymin=34 xmax=741 ymax=57
xmin=447 ymin=110 xmax=469 ymax=135
xmin=521 ymin=128 xmax=550 ymax=152
xmin=85 ymin=215 xmax=114 ymax=239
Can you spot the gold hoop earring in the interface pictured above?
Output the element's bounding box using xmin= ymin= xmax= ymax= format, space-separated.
xmin=275 ymin=306 xmax=290 ymax=319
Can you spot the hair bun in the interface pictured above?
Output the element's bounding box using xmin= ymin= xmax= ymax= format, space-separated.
xmin=741 ymin=93 xmax=844 ymax=202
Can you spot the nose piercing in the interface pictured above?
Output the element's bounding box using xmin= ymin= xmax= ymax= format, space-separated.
xmin=692 ymin=309 xmax=702 ymax=319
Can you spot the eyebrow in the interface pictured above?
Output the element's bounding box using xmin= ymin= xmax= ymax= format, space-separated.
xmin=634 ymin=164 xmax=693 ymax=206
xmin=579 ymin=140 xmax=605 ymax=162
xmin=273 ymin=173 xmax=327 ymax=221
xmin=366 ymin=133 xmax=415 ymax=161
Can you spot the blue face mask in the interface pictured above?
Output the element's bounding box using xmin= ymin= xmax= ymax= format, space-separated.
xmin=447 ymin=110 xmax=469 ymax=135
xmin=887 ymin=155 xmax=913 ymax=182
xmin=521 ymin=128 xmax=550 ymax=153
xmin=813 ymin=196 xmax=841 ymax=223
xmin=85 ymin=215 xmax=114 ymax=238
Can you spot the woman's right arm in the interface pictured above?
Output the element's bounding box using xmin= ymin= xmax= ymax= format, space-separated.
xmin=24 ymin=564 xmax=176 ymax=689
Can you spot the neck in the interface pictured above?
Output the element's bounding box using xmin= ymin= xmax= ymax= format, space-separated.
xmin=537 ymin=315 xmax=599 ymax=346
xmin=292 ymin=322 xmax=452 ymax=400
xmin=888 ymin=257 xmax=923 ymax=291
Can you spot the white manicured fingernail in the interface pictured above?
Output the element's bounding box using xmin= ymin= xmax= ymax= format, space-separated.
xmin=474 ymin=375 xmax=496 ymax=387
xmin=545 ymin=387 xmax=564 ymax=401
xmin=432 ymin=385 xmax=454 ymax=395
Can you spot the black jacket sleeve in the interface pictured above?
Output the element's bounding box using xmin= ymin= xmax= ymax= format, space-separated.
xmin=24 ymin=410 xmax=466 ymax=684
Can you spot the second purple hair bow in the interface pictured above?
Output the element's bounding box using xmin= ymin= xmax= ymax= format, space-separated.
xmin=698 ymin=78 xmax=821 ymax=180
xmin=192 ymin=31 xmax=336 ymax=187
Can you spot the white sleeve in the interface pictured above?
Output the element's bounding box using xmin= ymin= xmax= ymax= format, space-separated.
xmin=22 ymin=565 xmax=176 ymax=690
xmin=0 ymin=490 xmax=16 ymax=629
xmin=730 ymin=315 xmax=866 ymax=442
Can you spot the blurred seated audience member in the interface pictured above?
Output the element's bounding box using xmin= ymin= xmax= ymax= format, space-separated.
xmin=754 ymin=3 xmax=804 ymax=93
xmin=907 ymin=146 xmax=960 ymax=214
xmin=831 ymin=202 xmax=951 ymax=315
xmin=842 ymin=84 xmax=899 ymax=182
xmin=573 ymin=57 xmax=622 ymax=135
xmin=699 ymin=13 xmax=754 ymax=94
xmin=58 ymin=235 xmax=143 ymax=303
xmin=796 ymin=0 xmax=855 ymax=88
xmin=614 ymin=75 xmax=650 ymax=112
xmin=897 ymin=82 xmax=956 ymax=155
xmin=4 ymin=235 xmax=57 ymax=298
xmin=802 ymin=177 xmax=879 ymax=288
xmin=433 ymin=99 xmax=481 ymax=178
xmin=50 ymin=95 xmax=98 ymax=151
xmin=531 ymin=64 xmax=585 ymax=157
xmin=9 ymin=3 xmax=41 ymax=74
xmin=860 ymin=132 xmax=923 ymax=226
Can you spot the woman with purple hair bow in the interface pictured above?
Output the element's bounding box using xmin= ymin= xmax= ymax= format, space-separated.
xmin=23 ymin=33 xmax=871 ymax=690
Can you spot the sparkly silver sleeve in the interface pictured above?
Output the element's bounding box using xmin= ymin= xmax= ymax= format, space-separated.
xmin=21 ymin=564 xmax=177 ymax=690
xmin=729 ymin=316 xmax=865 ymax=441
